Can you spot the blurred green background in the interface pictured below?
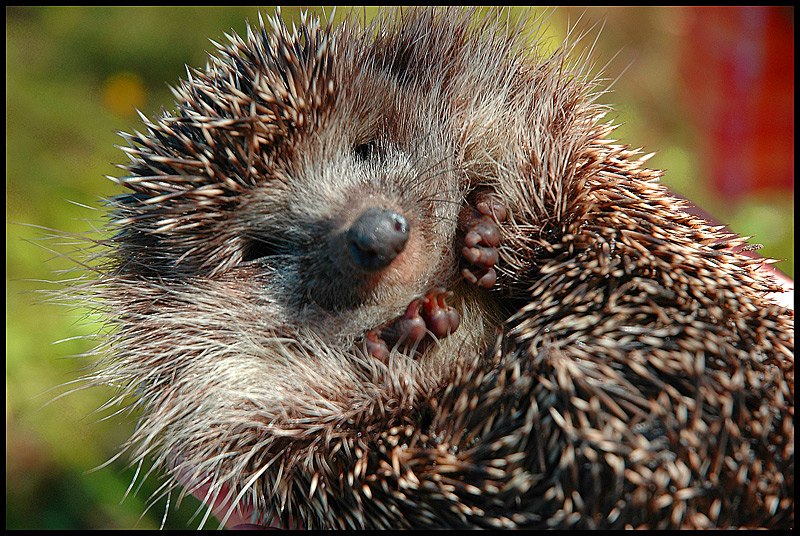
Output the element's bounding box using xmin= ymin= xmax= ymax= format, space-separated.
xmin=6 ymin=6 xmax=793 ymax=529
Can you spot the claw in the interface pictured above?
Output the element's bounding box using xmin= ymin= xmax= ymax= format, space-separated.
xmin=365 ymin=329 xmax=390 ymax=362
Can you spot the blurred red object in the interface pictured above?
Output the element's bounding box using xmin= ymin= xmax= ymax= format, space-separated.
xmin=680 ymin=6 xmax=794 ymax=201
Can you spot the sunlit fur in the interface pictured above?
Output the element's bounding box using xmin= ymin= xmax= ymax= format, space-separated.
xmin=69 ymin=7 xmax=792 ymax=528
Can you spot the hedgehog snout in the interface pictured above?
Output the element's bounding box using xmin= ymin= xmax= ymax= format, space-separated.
xmin=345 ymin=207 xmax=410 ymax=271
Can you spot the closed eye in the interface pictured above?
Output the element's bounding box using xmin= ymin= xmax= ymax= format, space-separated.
xmin=242 ymin=236 xmax=288 ymax=263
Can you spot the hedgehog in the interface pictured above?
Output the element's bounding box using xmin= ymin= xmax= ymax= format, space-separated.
xmin=71 ymin=7 xmax=794 ymax=529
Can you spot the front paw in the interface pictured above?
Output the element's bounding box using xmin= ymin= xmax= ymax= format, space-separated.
xmin=459 ymin=192 xmax=506 ymax=289
xmin=363 ymin=288 xmax=460 ymax=361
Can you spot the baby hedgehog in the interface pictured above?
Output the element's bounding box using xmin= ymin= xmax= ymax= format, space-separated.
xmin=78 ymin=7 xmax=793 ymax=529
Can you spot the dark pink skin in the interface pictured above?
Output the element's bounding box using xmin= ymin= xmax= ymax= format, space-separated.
xmin=364 ymin=288 xmax=461 ymax=362
xmin=459 ymin=192 xmax=507 ymax=289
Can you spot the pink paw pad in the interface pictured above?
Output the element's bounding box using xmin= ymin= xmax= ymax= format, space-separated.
xmin=459 ymin=192 xmax=506 ymax=289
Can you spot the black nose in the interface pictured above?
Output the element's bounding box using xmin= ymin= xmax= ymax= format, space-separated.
xmin=346 ymin=207 xmax=410 ymax=271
